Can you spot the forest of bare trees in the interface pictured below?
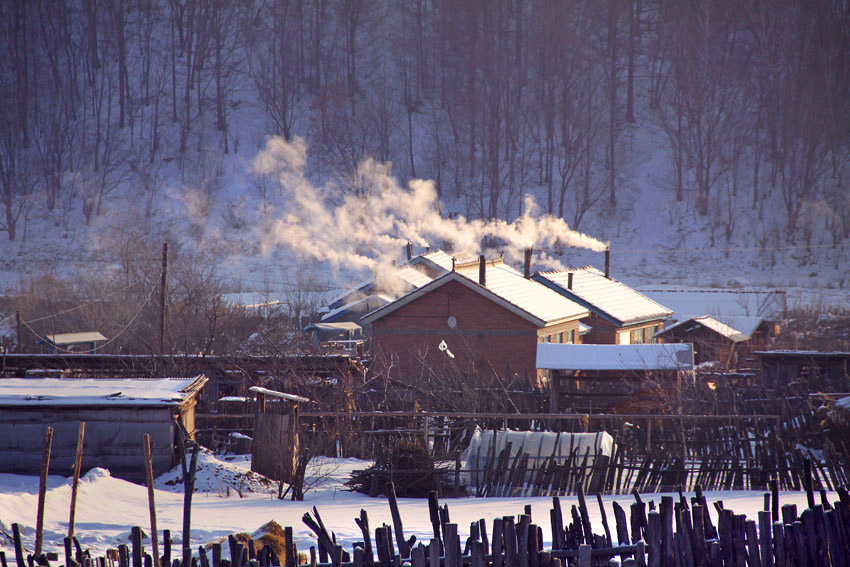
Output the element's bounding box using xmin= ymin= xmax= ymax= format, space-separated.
xmin=0 ymin=0 xmax=848 ymax=251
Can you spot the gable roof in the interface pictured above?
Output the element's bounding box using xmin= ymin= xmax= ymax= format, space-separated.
xmin=362 ymin=267 xmax=588 ymax=328
xmin=656 ymin=315 xmax=751 ymax=342
xmin=537 ymin=343 xmax=694 ymax=371
xmin=534 ymin=267 xmax=673 ymax=326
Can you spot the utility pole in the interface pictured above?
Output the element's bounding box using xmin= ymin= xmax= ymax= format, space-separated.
xmin=16 ymin=311 xmax=21 ymax=353
xmin=159 ymin=243 xmax=168 ymax=354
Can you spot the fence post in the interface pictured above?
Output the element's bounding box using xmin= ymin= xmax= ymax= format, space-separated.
xmin=577 ymin=545 xmax=591 ymax=567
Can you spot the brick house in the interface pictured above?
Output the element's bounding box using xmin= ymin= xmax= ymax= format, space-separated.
xmin=533 ymin=267 xmax=673 ymax=345
xmin=361 ymin=256 xmax=589 ymax=390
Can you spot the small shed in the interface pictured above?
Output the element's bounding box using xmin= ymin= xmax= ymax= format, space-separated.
xmin=249 ymin=386 xmax=310 ymax=491
xmin=655 ymin=315 xmax=777 ymax=367
xmin=0 ymin=376 xmax=207 ymax=480
xmin=303 ymin=321 xmax=364 ymax=355
xmin=537 ymin=343 xmax=694 ymax=413
xmin=40 ymin=332 xmax=107 ymax=354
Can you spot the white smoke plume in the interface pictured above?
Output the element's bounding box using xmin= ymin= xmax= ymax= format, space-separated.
xmin=252 ymin=136 xmax=608 ymax=280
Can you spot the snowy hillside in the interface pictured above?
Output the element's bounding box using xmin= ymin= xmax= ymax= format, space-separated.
xmin=0 ymin=0 xmax=848 ymax=302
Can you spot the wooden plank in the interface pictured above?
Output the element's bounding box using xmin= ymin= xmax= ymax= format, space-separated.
xmin=772 ymin=522 xmax=786 ymax=567
xmin=35 ymin=427 xmax=54 ymax=555
xmin=612 ymin=502 xmax=629 ymax=546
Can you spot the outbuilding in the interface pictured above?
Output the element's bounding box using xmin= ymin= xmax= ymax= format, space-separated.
xmin=0 ymin=375 xmax=207 ymax=480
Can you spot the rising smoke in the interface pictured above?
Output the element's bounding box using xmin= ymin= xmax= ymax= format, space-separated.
xmin=252 ymin=136 xmax=608 ymax=282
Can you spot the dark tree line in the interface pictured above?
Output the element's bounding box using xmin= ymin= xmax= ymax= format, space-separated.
xmin=0 ymin=0 xmax=848 ymax=250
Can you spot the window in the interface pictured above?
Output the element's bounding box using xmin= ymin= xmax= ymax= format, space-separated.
xmin=630 ymin=328 xmax=645 ymax=344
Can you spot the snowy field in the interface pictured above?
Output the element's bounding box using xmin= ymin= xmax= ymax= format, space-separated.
xmin=0 ymin=451 xmax=823 ymax=559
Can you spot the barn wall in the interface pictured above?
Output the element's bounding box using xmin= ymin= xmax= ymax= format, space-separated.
xmin=0 ymin=406 xmax=178 ymax=480
xmin=371 ymin=280 xmax=546 ymax=385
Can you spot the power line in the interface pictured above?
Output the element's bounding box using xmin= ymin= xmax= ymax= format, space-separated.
xmin=19 ymin=275 xmax=161 ymax=353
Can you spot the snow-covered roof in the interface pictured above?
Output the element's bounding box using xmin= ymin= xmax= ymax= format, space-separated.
xmin=657 ymin=315 xmax=751 ymax=342
xmin=248 ymin=386 xmax=310 ymax=403
xmin=43 ymin=332 xmax=107 ymax=345
xmin=395 ymin=265 xmax=434 ymax=288
xmin=304 ymin=322 xmax=362 ymax=332
xmin=537 ymin=343 xmax=694 ymax=371
xmin=638 ymin=286 xmax=784 ymax=321
xmin=454 ymin=262 xmax=588 ymax=325
xmin=321 ymin=293 xmax=394 ymax=322
xmin=0 ymin=376 xmax=207 ymax=407
xmin=222 ymin=293 xmax=283 ymax=309
xmin=410 ymin=250 xmax=457 ymax=272
xmin=362 ymin=265 xmax=588 ymax=327
xmin=535 ymin=267 xmax=673 ymax=326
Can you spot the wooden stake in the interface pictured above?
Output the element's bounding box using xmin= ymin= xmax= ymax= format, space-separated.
xmin=35 ymin=426 xmax=54 ymax=555
xmin=143 ymin=434 xmax=161 ymax=567
xmin=69 ymin=422 xmax=86 ymax=539
xmin=182 ymin=444 xmax=199 ymax=567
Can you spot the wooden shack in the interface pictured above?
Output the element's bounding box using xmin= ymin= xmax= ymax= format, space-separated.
xmin=0 ymin=376 xmax=207 ymax=480
xmin=537 ymin=343 xmax=695 ymax=413
xmin=755 ymin=350 xmax=850 ymax=392
xmin=654 ymin=315 xmax=777 ymax=367
xmin=249 ymin=386 xmax=310 ymax=486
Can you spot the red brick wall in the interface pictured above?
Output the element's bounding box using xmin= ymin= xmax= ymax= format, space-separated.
xmin=370 ymin=280 xmax=577 ymax=386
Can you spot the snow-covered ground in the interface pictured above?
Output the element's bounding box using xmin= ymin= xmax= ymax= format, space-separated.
xmin=0 ymin=452 xmax=823 ymax=560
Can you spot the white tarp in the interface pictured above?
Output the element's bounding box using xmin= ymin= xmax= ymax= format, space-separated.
xmin=462 ymin=427 xmax=615 ymax=488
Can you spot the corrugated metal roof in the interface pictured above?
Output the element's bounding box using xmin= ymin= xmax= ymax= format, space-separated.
xmin=535 ymin=267 xmax=673 ymax=326
xmin=455 ymin=263 xmax=588 ymax=325
xmin=44 ymin=332 xmax=107 ymax=345
xmin=0 ymin=376 xmax=207 ymax=407
xmin=658 ymin=315 xmax=750 ymax=342
xmin=537 ymin=343 xmax=694 ymax=371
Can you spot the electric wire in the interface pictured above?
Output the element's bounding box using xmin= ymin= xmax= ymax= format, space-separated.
xmin=19 ymin=273 xmax=161 ymax=353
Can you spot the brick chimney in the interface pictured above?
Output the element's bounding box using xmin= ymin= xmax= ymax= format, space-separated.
xmin=604 ymin=247 xmax=611 ymax=279
xmin=524 ymin=248 xmax=533 ymax=279
xmin=478 ymin=255 xmax=486 ymax=286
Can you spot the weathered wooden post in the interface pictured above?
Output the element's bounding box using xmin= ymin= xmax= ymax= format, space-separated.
xmin=143 ymin=434 xmax=161 ymax=567
xmin=35 ymin=426 xmax=54 ymax=555
xmin=69 ymin=422 xmax=86 ymax=539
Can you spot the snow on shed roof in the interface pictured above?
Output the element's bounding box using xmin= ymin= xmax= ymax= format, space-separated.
xmin=537 ymin=343 xmax=694 ymax=371
xmin=535 ymin=267 xmax=672 ymax=326
xmin=657 ymin=315 xmax=751 ymax=342
xmin=43 ymin=332 xmax=107 ymax=345
xmin=248 ymin=386 xmax=310 ymax=403
xmin=0 ymin=376 xmax=207 ymax=407
xmin=304 ymin=322 xmax=362 ymax=332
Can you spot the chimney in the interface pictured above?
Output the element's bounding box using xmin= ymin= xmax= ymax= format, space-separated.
xmin=478 ymin=254 xmax=486 ymax=286
xmin=567 ymin=272 xmax=573 ymax=290
xmin=524 ymin=248 xmax=533 ymax=279
xmin=451 ymin=257 xmax=456 ymax=271
xmin=604 ymin=247 xmax=611 ymax=279
xmin=405 ymin=242 xmax=412 ymax=261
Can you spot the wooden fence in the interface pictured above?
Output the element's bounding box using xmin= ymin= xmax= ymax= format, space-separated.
xmin=7 ymin=478 xmax=850 ymax=567
xmin=294 ymin=412 xmax=850 ymax=496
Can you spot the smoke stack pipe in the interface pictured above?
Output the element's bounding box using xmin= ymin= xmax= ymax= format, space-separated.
xmin=604 ymin=247 xmax=611 ymax=279
xmin=567 ymin=272 xmax=573 ymax=290
xmin=405 ymin=242 xmax=412 ymax=261
xmin=524 ymin=248 xmax=533 ymax=279
xmin=479 ymin=255 xmax=486 ymax=286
